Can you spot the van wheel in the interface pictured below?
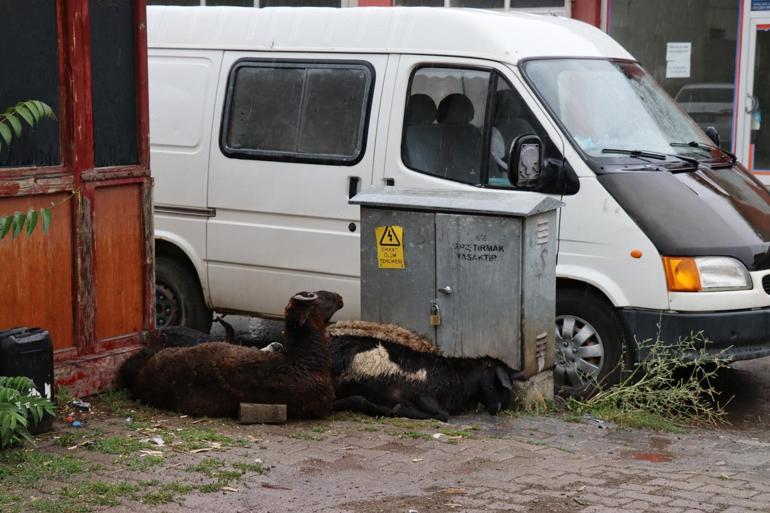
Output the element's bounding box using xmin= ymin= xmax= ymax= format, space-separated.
xmin=555 ymin=289 xmax=623 ymax=398
xmin=155 ymin=256 xmax=212 ymax=333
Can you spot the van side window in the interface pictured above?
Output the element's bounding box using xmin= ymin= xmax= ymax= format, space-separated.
xmin=222 ymin=61 xmax=373 ymax=165
xmin=403 ymin=67 xmax=490 ymax=184
xmin=403 ymin=67 xmax=561 ymax=189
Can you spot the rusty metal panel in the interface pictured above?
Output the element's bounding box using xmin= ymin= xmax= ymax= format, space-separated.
xmin=0 ymin=194 xmax=74 ymax=350
xmin=94 ymin=184 xmax=143 ymax=340
xmin=360 ymin=208 xmax=436 ymax=343
xmin=435 ymin=213 xmax=522 ymax=369
xmin=520 ymin=211 xmax=558 ymax=377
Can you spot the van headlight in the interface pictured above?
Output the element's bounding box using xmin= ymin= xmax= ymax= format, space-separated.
xmin=663 ymin=256 xmax=752 ymax=292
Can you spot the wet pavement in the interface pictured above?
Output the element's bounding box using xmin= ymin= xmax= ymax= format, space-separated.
xmin=10 ymin=398 xmax=770 ymax=513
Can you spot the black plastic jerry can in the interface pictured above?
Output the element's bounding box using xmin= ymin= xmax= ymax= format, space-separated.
xmin=0 ymin=327 xmax=55 ymax=433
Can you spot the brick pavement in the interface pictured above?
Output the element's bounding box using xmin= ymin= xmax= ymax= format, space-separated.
xmin=71 ymin=411 xmax=770 ymax=513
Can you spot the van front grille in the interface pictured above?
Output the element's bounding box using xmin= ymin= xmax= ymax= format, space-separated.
xmin=763 ymin=274 xmax=770 ymax=295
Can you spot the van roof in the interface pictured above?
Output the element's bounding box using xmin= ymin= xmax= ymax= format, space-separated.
xmin=147 ymin=6 xmax=632 ymax=64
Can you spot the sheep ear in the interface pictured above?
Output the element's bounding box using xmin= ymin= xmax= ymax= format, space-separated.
xmin=496 ymin=367 xmax=513 ymax=390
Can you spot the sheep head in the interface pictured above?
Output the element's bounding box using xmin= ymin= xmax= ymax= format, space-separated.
xmin=479 ymin=362 xmax=520 ymax=415
xmin=285 ymin=290 xmax=344 ymax=329
xmin=312 ymin=290 xmax=345 ymax=324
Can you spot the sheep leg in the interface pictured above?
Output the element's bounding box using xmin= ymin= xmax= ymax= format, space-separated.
xmin=334 ymin=396 xmax=395 ymax=418
xmin=413 ymin=396 xmax=450 ymax=422
xmin=389 ymin=402 xmax=435 ymax=420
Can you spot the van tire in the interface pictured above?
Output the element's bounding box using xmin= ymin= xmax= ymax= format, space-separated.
xmin=155 ymin=256 xmax=212 ymax=333
xmin=555 ymin=289 xmax=624 ymax=398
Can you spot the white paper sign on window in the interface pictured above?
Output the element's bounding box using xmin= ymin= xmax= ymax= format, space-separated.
xmin=666 ymin=42 xmax=692 ymax=78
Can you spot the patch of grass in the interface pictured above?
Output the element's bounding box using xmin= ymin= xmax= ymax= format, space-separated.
xmin=0 ymin=450 xmax=89 ymax=485
xmin=186 ymin=457 xmax=225 ymax=477
xmin=53 ymin=432 xmax=82 ymax=447
xmin=231 ymin=461 xmax=268 ymax=475
xmin=93 ymin=389 xmax=164 ymax=421
xmin=437 ymin=427 xmax=476 ymax=439
xmin=399 ymin=430 xmax=431 ymax=440
xmin=329 ymin=411 xmax=377 ymax=424
xmin=290 ymin=431 xmax=323 ymax=441
xmin=54 ymin=386 xmax=74 ymax=408
xmin=0 ymin=491 xmax=21 ymax=513
xmin=358 ymin=426 xmax=379 ymax=432
xmin=583 ymin=405 xmax=684 ymax=433
xmin=120 ymin=454 xmax=165 ymax=471
xmin=89 ymin=435 xmax=145 ymax=455
xmin=379 ymin=417 xmax=431 ymax=430
xmin=29 ymin=497 xmax=81 ymax=513
xmin=217 ymin=469 xmax=243 ymax=482
xmin=197 ymin=482 xmax=222 ymax=493
xmin=174 ymin=427 xmax=249 ymax=451
xmin=310 ymin=425 xmax=327 ymax=433
xmin=141 ymin=482 xmax=195 ymax=505
xmin=59 ymin=481 xmax=139 ymax=508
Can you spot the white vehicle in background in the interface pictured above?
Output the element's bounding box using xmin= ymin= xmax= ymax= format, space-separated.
xmin=675 ymin=83 xmax=735 ymax=149
xmin=147 ymin=6 xmax=770 ymax=396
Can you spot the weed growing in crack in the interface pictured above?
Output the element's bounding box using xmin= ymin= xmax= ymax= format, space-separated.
xmin=567 ymin=333 xmax=731 ymax=430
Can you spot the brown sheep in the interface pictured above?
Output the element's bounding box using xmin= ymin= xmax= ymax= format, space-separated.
xmin=121 ymin=291 xmax=343 ymax=419
xmin=328 ymin=320 xmax=438 ymax=353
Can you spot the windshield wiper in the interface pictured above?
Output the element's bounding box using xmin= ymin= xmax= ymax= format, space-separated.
xmin=601 ymin=148 xmax=666 ymax=160
xmin=601 ymin=148 xmax=699 ymax=168
xmin=670 ymin=141 xmax=737 ymax=163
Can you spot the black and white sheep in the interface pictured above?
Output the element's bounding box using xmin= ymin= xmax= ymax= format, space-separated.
xmin=331 ymin=335 xmax=520 ymax=421
xmin=120 ymin=290 xmax=343 ymax=419
xmin=328 ymin=320 xmax=438 ymax=354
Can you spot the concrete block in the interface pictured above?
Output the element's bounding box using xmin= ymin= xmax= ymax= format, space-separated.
xmin=239 ymin=403 xmax=287 ymax=424
xmin=512 ymin=368 xmax=554 ymax=408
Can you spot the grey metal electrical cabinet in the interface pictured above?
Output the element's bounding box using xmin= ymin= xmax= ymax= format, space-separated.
xmin=351 ymin=187 xmax=562 ymax=378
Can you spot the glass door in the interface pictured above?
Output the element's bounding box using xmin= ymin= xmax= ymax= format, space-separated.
xmin=740 ymin=20 xmax=770 ymax=174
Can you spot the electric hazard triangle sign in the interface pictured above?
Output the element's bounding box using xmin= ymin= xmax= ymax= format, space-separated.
xmin=375 ymin=225 xmax=405 ymax=269
xmin=378 ymin=225 xmax=401 ymax=246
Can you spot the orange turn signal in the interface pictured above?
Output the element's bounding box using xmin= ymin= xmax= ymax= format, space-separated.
xmin=662 ymin=256 xmax=701 ymax=292
xmin=630 ymin=249 xmax=643 ymax=259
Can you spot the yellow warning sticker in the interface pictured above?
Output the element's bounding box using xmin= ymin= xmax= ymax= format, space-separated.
xmin=375 ymin=225 xmax=405 ymax=269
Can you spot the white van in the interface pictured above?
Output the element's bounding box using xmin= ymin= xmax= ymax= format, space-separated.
xmin=147 ymin=6 xmax=770 ymax=395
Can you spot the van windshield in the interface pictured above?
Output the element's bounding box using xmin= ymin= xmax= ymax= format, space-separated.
xmin=522 ymin=59 xmax=715 ymax=161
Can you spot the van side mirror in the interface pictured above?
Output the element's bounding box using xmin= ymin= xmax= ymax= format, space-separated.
xmin=508 ymin=134 xmax=543 ymax=189
xmin=705 ymin=126 xmax=721 ymax=148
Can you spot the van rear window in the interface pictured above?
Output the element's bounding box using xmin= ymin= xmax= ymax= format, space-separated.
xmin=221 ymin=60 xmax=373 ymax=165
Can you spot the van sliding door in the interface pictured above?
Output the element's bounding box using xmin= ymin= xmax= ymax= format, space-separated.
xmin=206 ymin=53 xmax=386 ymax=318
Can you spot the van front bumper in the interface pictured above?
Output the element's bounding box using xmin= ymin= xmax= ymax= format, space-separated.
xmin=620 ymin=308 xmax=770 ymax=362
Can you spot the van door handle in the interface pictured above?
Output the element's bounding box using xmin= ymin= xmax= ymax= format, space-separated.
xmin=747 ymin=94 xmax=760 ymax=114
xmin=348 ymin=176 xmax=360 ymax=199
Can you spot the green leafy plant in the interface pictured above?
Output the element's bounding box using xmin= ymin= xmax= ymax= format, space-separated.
xmin=0 ymin=207 xmax=52 ymax=241
xmin=0 ymin=376 xmax=55 ymax=449
xmin=0 ymin=100 xmax=57 ymax=242
xmin=0 ymin=100 xmax=56 ymax=153
xmin=567 ymin=333 xmax=731 ymax=430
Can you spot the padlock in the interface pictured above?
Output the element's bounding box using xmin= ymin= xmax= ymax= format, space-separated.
xmin=430 ymin=302 xmax=441 ymax=326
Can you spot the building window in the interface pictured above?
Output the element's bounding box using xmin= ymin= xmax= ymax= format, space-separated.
xmin=147 ymin=0 xmax=201 ymax=5
xmin=395 ymin=0 xmax=445 ymax=5
xmin=450 ymin=0 xmax=505 ymax=7
xmin=260 ymin=0 xmax=340 ymax=5
xmin=207 ymin=0 xmax=255 ymax=5
xmin=222 ymin=60 xmax=373 ymax=164
xmin=609 ymin=0 xmax=739 ymax=151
